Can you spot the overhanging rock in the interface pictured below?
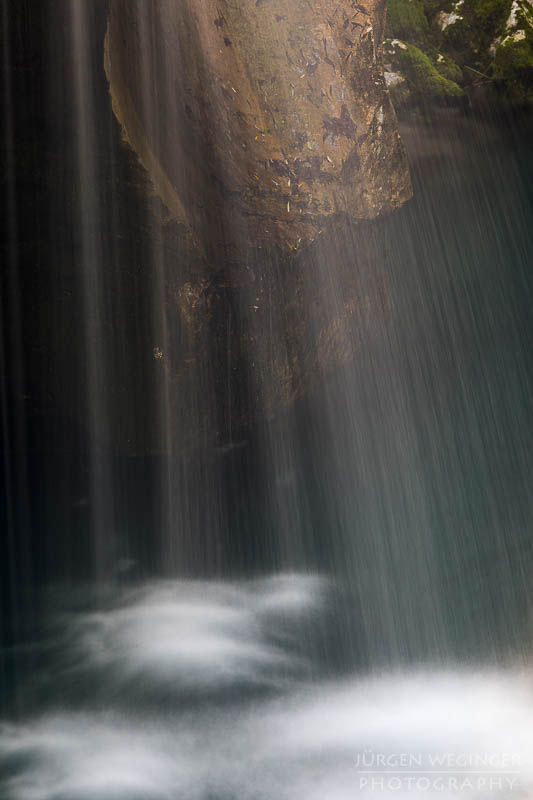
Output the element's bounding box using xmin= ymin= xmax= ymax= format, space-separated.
xmin=105 ymin=0 xmax=412 ymax=258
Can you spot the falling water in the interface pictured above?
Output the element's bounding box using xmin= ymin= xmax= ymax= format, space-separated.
xmin=2 ymin=1 xmax=533 ymax=798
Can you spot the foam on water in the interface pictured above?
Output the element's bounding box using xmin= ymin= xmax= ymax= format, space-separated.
xmin=2 ymin=577 xmax=533 ymax=799
xmin=2 ymin=670 xmax=533 ymax=799
xmin=51 ymin=574 xmax=326 ymax=696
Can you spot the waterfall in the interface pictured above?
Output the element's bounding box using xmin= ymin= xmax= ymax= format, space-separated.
xmin=2 ymin=0 xmax=533 ymax=797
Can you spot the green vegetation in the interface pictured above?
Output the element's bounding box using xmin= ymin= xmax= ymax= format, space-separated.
xmin=443 ymin=0 xmax=512 ymax=69
xmin=385 ymin=0 xmax=431 ymax=46
xmin=493 ymin=33 xmax=533 ymax=101
xmin=434 ymin=51 xmax=464 ymax=81
xmin=386 ymin=40 xmax=464 ymax=105
xmin=384 ymin=0 xmax=533 ymax=109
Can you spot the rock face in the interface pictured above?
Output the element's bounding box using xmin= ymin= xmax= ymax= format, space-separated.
xmin=105 ymin=0 xmax=411 ymax=257
xmin=104 ymin=0 xmax=412 ymax=440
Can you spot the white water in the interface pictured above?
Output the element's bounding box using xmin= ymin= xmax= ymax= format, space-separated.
xmin=2 ymin=576 xmax=533 ymax=799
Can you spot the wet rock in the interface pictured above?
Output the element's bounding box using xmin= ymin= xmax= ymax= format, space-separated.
xmin=101 ymin=0 xmax=413 ymax=440
xmin=104 ymin=0 xmax=411 ymax=256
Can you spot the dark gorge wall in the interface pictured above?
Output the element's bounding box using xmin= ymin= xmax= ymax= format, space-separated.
xmin=1 ymin=0 xmax=412 ymax=587
xmin=1 ymin=0 xmax=163 ymax=588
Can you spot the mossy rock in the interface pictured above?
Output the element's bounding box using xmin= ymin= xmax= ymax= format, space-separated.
xmin=386 ymin=0 xmax=431 ymax=45
xmin=442 ymin=0 xmax=513 ymax=70
xmin=493 ymin=32 xmax=533 ymax=101
xmin=385 ymin=39 xmax=464 ymax=105
xmin=385 ymin=0 xmax=533 ymax=105
xmin=423 ymin=0 xmax=455 ymax=20
xmin=434 ymin=51 xmax=465 ymax=81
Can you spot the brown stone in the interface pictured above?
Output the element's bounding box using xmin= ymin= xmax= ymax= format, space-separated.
xmin=104 ymin=0 xmax=411 ymax=257
xmin=103 ymin=1 xmax=412 ymax=441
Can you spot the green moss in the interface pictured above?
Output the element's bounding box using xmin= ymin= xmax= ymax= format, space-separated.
xmin=423 ymin=0 xmax=454 ymax=19
xmin=386 ymin=0 xmax=431 ymax=45
xmin=442 ymin=0 xmax=513 ymax=70
xmin=384 ymin=0 xmax=533 ymax=106
xmin=434 ymin=52 xmax=464 ymax=81
xmin=490 ymin=0 xmax=533 ymax=102
xmin=386 ymin=40 xmax=464 ymax=103
xmin=493 ymin=34 xmax=533 ymax=101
